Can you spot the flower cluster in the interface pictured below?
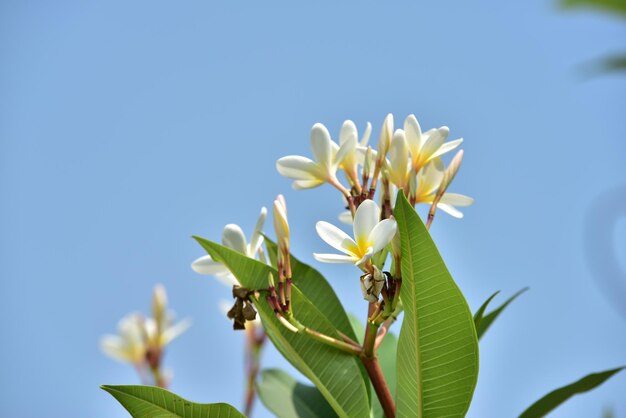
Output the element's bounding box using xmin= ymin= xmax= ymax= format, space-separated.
xmin=100 ymin=285 xmax=190 ymax=387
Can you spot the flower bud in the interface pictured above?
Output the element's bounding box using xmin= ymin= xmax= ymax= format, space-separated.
xmin=152 ymin=284 xmax=167 ymax=331
xmin=436 ymin=150 xmax=464 ymax=199
xmin=273 ymin=195 xmax=290 ymax=257
xmin=376 ymin=114 xmax=393 ymax=165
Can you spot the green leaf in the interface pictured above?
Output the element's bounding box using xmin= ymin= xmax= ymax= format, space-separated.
xmin=264 ymin=238 xmax=357 ymax=341
xmin=193 ymin=237 xmax=370 ymax=418
xmin=561 ymin=0 xmax=626 ymax=17
xmin=393 ymin=191 xmax=479 ymax=418
xmin=256 ymin=369 xmax=338 ymax=418
xmin=101 ymin=385 xmax=245 ymax=417
xmin=518 ymin=367 xmax=625 ymax=418
xmin=473 ymin=291 xmax=500 ymax=333
xmin=476 ymin=287 xmax=528 ymax=340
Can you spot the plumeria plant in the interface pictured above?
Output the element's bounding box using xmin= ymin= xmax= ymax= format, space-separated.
xmin=101 ymin=114 xmax=623 ymax=418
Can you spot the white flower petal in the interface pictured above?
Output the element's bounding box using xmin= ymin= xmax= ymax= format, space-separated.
xmin=439 ymin=193 xmax=474 ymax=206
xmin=248 ymin=207 xmax=267 ymax=257
xmin=276 ymin=156 xmax=322 ymax=180
xmin=404 ymin=114 xmax=423 ymax=154
xmin=293 ymin=179 xmax=325 ymax=189
xmin=313 ymin=253 xmax=357 ymax=264
xmin=310 ymin=123 xmax=333 ymax=170
xmin=338 ymin=210 xmax=353 ymax=225
xmin=437 ymin=203 xmax=464 ymax=218
xmin=388 ymin=130 xmax=409 ymax=187
xmin=417 ymin=159 xmax=444 ymax=196
xmin=430 ymin=138 xmax=463 ymax=160
xmin=335 ymin=134 xmax=356 ymax=167
xmin=368 ymin=218 xmax=398 ymax=253
xmin=316 ymin=221 xmax=358 ymax=256
xmin=222 ymin=224 xmax=247 ymax=254
xmin=353 ymin=200 xmax=381 ymax=244
xmin=214 ymin=271 xmax=239 ymax=287
xmin=339 ymin=120 xmax=358 ymax=145
xmin=420 ymin=127 xmax=447 ymax=162
xmin=191 ymin=255 xmax=230 ymax=276
xmin=161 ymin=318 xmax=191 ymax=345
xmin=355 ymin=247 xmax=374 ymax=266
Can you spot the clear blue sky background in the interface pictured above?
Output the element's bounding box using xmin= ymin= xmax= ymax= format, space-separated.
xmin=1 ymin=1 xmax=625 ymax=417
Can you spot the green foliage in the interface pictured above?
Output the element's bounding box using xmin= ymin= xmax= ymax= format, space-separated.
xmin=101 ymin=385 xmax=245 ymax=417
xmin=193 ymin=237 xmax=370 ymax=418
xmin=264 ymin=238 xmax=357 ymax=341
xmin=474 ymin=288 xmax=528 ymax=340
xmin=561 ymin=0 xmax=626 ymax=17
xmin=393 ymin=191 xmax=479 ymax=418
xmin=518 ymin=367 xmax=625 ymax=418
xmin=256 ymin=369 xmax=337 ymax=418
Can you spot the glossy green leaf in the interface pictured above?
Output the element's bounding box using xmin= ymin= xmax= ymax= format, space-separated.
xmin=561 ymin=0 xmax=626 ymax=17
xmin=193 ymin=237 xmax=370 ymax=418
xmin=393 ymin=191 xmax=479 ymax=418
xmin=101 ymin=385 xmax=245 ymax=418
xmin=476 ymin=288 xmax=528 ymax=340
xmin=518 ymin=367 xmax=625 ymax=418
xmin=256 ymin=369 xmax=337 ymax=418
xmin=265 ymin=238 xmax=356 ymax=340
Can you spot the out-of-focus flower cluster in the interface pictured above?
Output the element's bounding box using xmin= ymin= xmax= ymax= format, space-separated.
xmin=100 ymin=285 xmax=190 ymax=387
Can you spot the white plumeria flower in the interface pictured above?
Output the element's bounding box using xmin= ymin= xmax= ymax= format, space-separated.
xmin=314 ymin=200 xmax=397 ymax=267
xmin=276 ymin=123 xmax=354 ymax=190
xmin=404 ymin=114 xmax=463 ymax=172
xmin=413 ymin=159 xmax=474 ymax=218
xmin=192 ymin=207 xmax=267 ymax=286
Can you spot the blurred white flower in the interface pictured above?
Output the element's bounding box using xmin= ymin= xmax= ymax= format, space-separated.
xmin=192 ymin=207 xmax=267 ymax=286
xmin=100 ymin=313 xmax=147 ymax=364
xmin=338 ymin=120 xmax=371 ymax=188
xmin=314 ymin=200 xmax=397 ymax=267
xmin=404 ymin=114 xmax=463 ymax=172
xmin=100 ymin=311 xmax=190 ymax=365
xmin=276 ymin=123 xmax=354 ymax=190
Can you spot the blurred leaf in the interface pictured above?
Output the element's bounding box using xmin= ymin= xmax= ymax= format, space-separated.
xmin=193 ymin=237 xmax=370 ymax=418
xmin=101 ymin=385 xmax=245 ymax=417
xmin=473 ymin=291 xmax=500 ymax=332
xmin=561 ymin=0 xmax=626 ymax=17
xmin=348 ymin=314 xmax=365 ymax=345
xmin=476 ymin=288 xmax=528 ymax=340
xmin=265 ymin=238 xmax=357 ymax=341
xmin=256 ymin=369 xmax=337 ymax=418
xmin=393 ymin=191 xmax=479 ymax=418
xmin=518 ymin=367 xmax=625 ymax=418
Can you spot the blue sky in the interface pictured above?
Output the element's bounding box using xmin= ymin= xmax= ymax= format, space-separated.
xmin=1 ymin=1 xmax=625 ymax=417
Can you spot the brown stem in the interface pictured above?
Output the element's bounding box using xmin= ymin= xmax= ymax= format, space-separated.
xmin=243 ymin=327 xmax=265 ymax=416
xmin=361 ymin=355 xmax=396 ymax=418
